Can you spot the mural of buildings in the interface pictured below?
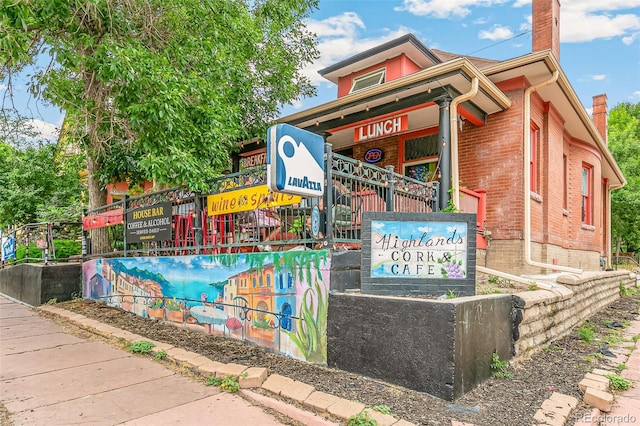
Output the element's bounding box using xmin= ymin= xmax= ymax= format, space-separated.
xmin=82 ymin=251 xmax=330 ymax=362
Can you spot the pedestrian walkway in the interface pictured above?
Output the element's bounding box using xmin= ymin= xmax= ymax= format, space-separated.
xmin=0 ymin=295 xmax=293 ymax=426
xmin=2 ymin=292 xmax=639 ymax=426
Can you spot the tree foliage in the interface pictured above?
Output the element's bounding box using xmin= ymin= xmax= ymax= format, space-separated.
xmin=0 ymin=135 xmax=85 ymax=229
xmin=608 ymin=102 xmax=640 ymax=253
xmin=1 ymin=0 xmax=319 ymax=196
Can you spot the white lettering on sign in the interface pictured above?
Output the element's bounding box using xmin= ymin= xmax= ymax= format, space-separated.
xmin=240 ymin=152 xmax=266 ymax=169
xmin=354 ymin=115 xmax=408 ymax=142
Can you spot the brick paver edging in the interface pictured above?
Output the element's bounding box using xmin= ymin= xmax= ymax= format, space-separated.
xmin=36 ymin=305 xmax=416 ymax=426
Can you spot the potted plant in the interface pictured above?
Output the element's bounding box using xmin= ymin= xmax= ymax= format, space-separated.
xmin=148 ymin=299 xmax=164 ymax=320
xmin=165 ymin=297 xmax=184 ymax=323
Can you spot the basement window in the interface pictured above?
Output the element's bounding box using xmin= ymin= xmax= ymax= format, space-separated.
xmin=349 ymin=68 xmax=386 ymax=94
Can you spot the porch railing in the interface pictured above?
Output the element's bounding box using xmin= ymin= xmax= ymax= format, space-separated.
xmin=82 ymin=145 xmax=439 ymax=258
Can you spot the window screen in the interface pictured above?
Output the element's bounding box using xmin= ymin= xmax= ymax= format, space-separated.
xmin=404 ymin=134 xmax=439 ymax=161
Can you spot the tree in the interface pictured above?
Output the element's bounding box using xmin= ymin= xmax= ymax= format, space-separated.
xmin=1 ymin=0 xmax=319 ymax=251
xmin=0 ymin=139 xmax=85 ymax=230
xmin=608 ymin=102 xmax=640 ymax=254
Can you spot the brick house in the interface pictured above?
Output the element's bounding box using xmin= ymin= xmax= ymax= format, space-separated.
xmin=274 ymin=0 xmax=626 ymax=274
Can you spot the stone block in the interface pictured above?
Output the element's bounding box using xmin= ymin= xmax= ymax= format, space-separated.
xmin=215 ymin=362 xmax=247 ymax=378
xmin=304 ymin=391 xmax=342 ymax=412
xmin=549 ymin=392 xmax=578 ymax=410
xmin=280 ymin=381 xmax=315 ymax=403
xmin=584 ymin=373 xmax=609 ymax=384
xmin=261 ymin=374 xmax=294 ymax=395
xmin=578 ymin=378 xmax=608 ymax=392
xmin=583 ymin=388 xmax=614 ymax=412
xmin=238 ymin=367 xmax=268 ymax=388
xmin=541 ymin=398 xmax=572 ymax=418
xmin=326 ymin=399 xmax=366 ymax=420
xmin=390 ymin=420 xmax=416 ymax=426
xmin=533 ymin=408 xmax=565 ymax=426
xmin=196 ymin=359 xmax=226 ymax=377
xmin=363 ymin=408 xmax=397 ymax=426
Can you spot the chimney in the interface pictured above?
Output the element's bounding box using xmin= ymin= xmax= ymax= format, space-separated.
xmin=592 ymin=94 xmax=608 ymax=145
xmin=532 ymin=0 xmax=560 ymax=60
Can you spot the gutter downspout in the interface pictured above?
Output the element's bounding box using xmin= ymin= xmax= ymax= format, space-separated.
xmin=523 ymin=70 xmax=581 ymax=274
xmin=450 ymin=77 xmax=478 ymax=209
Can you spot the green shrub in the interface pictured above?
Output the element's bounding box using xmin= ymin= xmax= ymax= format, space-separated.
xmin=15 ymin=240 xmax=81 ymax=261
xmin=490 ymin=351 xmax=513 ymax=378
xmin=578 ymin=322 xmax=596 ymax=343
xmin=128 ymin=340 xmax=155 ymax=354
xmin=607 ymin=373 xmax=632 ymax=391
xmin=347 ymin=411 xmax=377 ymax=426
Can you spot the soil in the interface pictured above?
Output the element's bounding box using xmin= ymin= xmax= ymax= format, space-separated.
xmin=52 ymin=291 xmax=640 ymax=426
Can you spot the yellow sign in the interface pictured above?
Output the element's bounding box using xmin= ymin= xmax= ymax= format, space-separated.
xmin=207 ymin=184 xmax=301 ymax=215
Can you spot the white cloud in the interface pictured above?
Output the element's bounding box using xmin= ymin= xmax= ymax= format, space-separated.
xmin=301 ymin=12 xmax=413 ymax=86
xmin=394 ymin=0 xmax=509 ymax=19
xmin=591 ymin=74 xmax=607 ymax=81
xmin=25 ymin=119 xmax=59 ymax=141
xmin=622 ymin=31 xmax=640 ymax=44
xmin=513 ymin=1 xmax=640 ymax=44
xmin=631 ymin=90 xmax=640 ymax=99
xmin=479 ymin=24 xmax=514 ymax=40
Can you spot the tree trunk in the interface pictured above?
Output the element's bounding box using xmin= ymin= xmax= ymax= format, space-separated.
xmin=87 ymin=155 xmax=110 ymax=254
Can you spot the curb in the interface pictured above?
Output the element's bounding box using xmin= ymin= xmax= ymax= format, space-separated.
xmin=36 ymin=305 xmax=415 ymax=426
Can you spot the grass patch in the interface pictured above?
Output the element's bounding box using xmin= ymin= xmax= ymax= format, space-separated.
xmin=578 ymin=321 xmax=596 ymax=343
xmin=607 ymin=373 xmax=632 ymax=391
xmin=128 ymin=340 xmax=155 ymax=354
xmin=205 ymin=373 xmax=244 ymax=393
xmin=490 ymin=351 xmax=513 ymax=378
xmin=347 ymin=411 xmax=377 ymax=426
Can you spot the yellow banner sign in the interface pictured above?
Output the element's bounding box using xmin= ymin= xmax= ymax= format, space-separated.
xmin=207 ymin=185 xmax=301 ymax=215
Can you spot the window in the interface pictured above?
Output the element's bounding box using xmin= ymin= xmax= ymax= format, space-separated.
xmin=266 ymin=274 xmax=271 ymax=287
xmin=530 ymin=124 xmax=539 ymax=193
xmin=562 ymin=155 xmax=568 ymax=209
xmin=259 ymin=275 xmax=263 ymax=287
xmin=349 ymin=68 xmax=385 ymax=94
xmin=581 ymin=164 xmax=593 ymax=224
xmin=252 ymin=277 xmax=256 ymax=288
xmin=402 ymin=132 xmax=439 ymax=183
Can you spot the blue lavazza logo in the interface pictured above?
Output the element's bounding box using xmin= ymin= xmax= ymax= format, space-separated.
xmin=267 ymin=123 xmax=325 ymax=197
xmin=1 ymin=236 xmax=15 ymax=261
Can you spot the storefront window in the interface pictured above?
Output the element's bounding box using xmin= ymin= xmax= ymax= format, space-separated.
xmin=402 ymin=132 xmax=439 ymax=183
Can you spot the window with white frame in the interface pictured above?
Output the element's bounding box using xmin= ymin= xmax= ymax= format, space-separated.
xmin=349 ymin=68 xmax=386 ymax=94
xmin=581 ymin=164 xmax=593 ymax=225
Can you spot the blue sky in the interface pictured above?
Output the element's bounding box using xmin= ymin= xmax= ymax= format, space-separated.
xmin=3 ymin=0 xmax=640 ymax=140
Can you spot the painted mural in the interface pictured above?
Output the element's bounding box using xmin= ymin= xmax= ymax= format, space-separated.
xmin=82 ymin=250 xmax=331 ymax=363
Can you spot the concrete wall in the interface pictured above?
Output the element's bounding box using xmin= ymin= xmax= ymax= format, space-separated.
xmin=0 ymin=264 xmax=82 ymax=306
xmin=327 ymin=292 xmax=513 ymax=401
xmin=513 ymin=270 xmax=637 ymax=358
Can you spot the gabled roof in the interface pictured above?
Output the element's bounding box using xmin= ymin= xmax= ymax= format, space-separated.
xmin=319 ymin=34 xmax=442 ymax=84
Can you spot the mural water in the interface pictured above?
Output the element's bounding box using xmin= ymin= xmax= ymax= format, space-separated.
xmin=83 ymin=250 xmax=331 ymax=363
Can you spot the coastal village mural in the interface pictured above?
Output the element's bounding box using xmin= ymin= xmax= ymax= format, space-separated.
xmin=82 ymin=250 xmax=330 ymax=363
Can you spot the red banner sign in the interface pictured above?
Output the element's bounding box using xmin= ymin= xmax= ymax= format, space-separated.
xmin=83 ymin=208 xmax=124 ymax=230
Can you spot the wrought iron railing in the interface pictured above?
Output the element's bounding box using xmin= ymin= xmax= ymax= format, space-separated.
xmin=82 ymin=144 xmax=439 ymax=258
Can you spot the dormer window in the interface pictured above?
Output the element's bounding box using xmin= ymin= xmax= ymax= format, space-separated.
xmin=349 ymin=68 xmax=386 ymax=94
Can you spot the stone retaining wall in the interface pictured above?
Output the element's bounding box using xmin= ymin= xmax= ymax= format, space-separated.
xmin=513 ymin=270 xmax=637 ymax=358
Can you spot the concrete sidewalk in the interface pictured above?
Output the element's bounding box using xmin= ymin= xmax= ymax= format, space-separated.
xmin=0 ymin=295 xmax=292 ymax=426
